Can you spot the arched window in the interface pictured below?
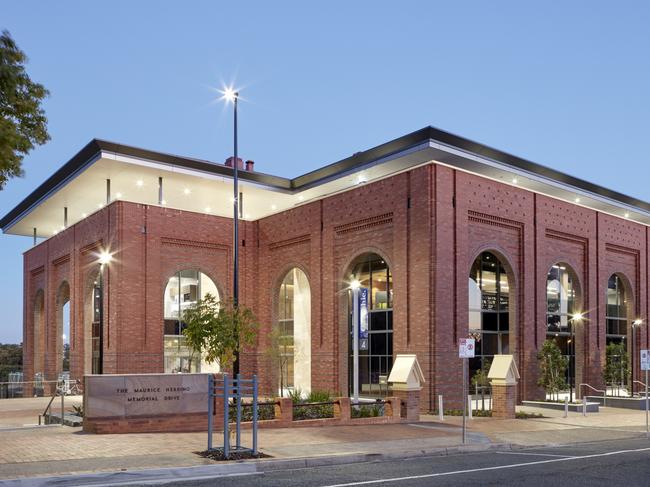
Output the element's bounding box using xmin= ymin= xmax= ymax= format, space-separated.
xmin=468 ymin=252 xmax=510 ymax=377
xmin=348 ymin=253 xmax=393 ymax=397
xmin=606 ymin=274 xmax=629 ymax=347
xmin=546 ymin=263 xmax=578 ymax=389
xmin=277 ymin=268 xmax=311 ymax=394
xmin=56 ymin=282 xmax=71 ymax=375
xmin=163 ymin=270 xmax=219 ymax=373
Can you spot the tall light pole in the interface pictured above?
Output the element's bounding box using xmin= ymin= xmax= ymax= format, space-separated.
xmin=570 ymin=312 xmax=584 ymax=403
xmin=223 ymin=87 xmax=240 ymax=376
xmin=632 ymin=319 xmax=643 ymax=395
xmin=350 ymin=279 xmax=361 ymax=402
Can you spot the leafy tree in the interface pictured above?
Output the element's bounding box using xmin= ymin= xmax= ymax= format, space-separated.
xmin=471 ymin=358 xmax=492 ymax=410
xmin=537 ymin=339 xmax=568 ymax=401
xmin=0 ymin=343 xmax=23 ymax=382
xmin=264 ymin=322 xmax=293 ymax=397
xmin=604 ymin=342 xmax=628 ymax=396
xmin=0 ymin=30 xmax=50 ymax=190
xmin=182 ymin=295 xmax=258 ymax=371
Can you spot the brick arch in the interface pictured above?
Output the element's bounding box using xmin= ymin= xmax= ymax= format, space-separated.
xmin=270 ymin=265 xmax=313 ymax=395
xmin=32 ymin=289 xmax=45 ymax=377
xmin=545 ymin=261 xmax=584 ymax=314
xmin=337 ymin=245 xmax=394 ymax=287
xmin=160 ymin=265 xmax=225 ymax=304
xmin=469 ymin=245 xmax=518 ymax=294
xmin=82 ymin=266 xmax=101 ymax=376
xmin=466 ymin=248 xmax=520 ymax=366
xmin=336 ymin=248 xmax=393 ymax=397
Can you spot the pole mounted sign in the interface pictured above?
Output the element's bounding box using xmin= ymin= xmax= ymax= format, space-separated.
xmin=458 ymin=337 xmax=475 ymax=444
xmin=641 ymin=349 xmax=650 ymax=371
xmin=642 ymin=349 xmax=650 ymax=439
xmin=459 ymin=338 xmax=475 ymax=358
xmin=358 ymin=288 xmax=369 ymax=351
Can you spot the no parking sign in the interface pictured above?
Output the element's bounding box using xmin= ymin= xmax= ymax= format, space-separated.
xmin=459 ymin=338 xmax=475 ymax=358
xmin=641 ymin=349 xmax=650 ymax=371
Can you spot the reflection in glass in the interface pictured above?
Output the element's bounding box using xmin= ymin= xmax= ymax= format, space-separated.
xmin=278 ymin=268 xmax=311 ymax=394
xmin=606 ymin=274 xmax=629 ymax=355
xmin=163 ymin=270 xmax=219 ymax=373
xmin=348 ymin=254 xmax=393 ymax=396
xmin=468 ymin=252 xmax=510 ymax=379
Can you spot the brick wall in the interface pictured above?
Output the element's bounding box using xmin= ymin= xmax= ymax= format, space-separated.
xmin=22 ymin=162 xmax=650 ymax=410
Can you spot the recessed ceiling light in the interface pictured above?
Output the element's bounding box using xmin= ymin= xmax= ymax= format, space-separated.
xmin=115 ymin=192 xmax=122 ymax=198
xmin=575 ymin=197 xmax=581 ymax=203
xmin=184 ymin=188 xmax=191 ymax=195
xmin=98 ymin=203 xmax=104 ymax=208
xmin=53 ymin=230 xmax=58 ymax=235
xmin=204 ymin=207 xmax=211 ymax=213
xmin=356 ymin=175 xmax=367 ymax=184
xmin=60 ymin=225 xmax=65 ymax=230
xmin=82 ymin=213 xmax=87 ymax=218
xmin=625 ymin=212 xmax=630 ymax=218
xmin=271 ymin=204 xmax=277 ymax=210
xmin=136 ymin=180 xmax=144 ymax=187
xmin=161 ymin=200 xmax=167 ymax=205
xmin=512 ymin=177 xmax=518 ymax=184
xmin=298 ymin=195 xmax=304 ymax=201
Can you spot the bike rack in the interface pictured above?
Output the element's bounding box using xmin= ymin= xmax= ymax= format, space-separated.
xmin=579 ymin=383 xmax=606 ymax=407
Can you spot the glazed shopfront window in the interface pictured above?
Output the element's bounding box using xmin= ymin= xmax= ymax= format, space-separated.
xmin=163 ymin=270 xmax=218 ymax=373
xmin=468 ymin=251 xmax=510 ymax=379
xmin=348 ymin=253 xmax=393 ymax=397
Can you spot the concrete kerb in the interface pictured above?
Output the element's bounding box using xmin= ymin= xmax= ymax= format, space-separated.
xmin=0 ymin=443 xmax=513 ymax=486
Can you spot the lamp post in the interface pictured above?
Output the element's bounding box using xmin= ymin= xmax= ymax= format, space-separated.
xmin=350 ymin=279 xmax=361 ymax=403
xmin=223 ymin=87 xmax=240 ymax=376
xmin=97 ymin=251 xmax=112 ymax=375
xmin=632 ymin=319 xmax=643 ymax=396
xmin=570 ymin=312 xmax=584 ymax=403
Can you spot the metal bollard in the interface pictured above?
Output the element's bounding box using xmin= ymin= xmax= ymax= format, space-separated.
xmin=582 ymin=398 xmax=587 ymax=417
xmin=468 ymin=395 xmax=472 ymax=420
xmin=438 ymin=395 xmax=444 ymax=421
xmin=60 ymin=391 xmax=64 ymax=426
xmin=564 ymin=397 xmax=568 ymax=418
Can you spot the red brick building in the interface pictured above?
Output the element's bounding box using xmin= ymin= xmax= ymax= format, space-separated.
xmin=3 ymin=127 xmax=649 ymax=409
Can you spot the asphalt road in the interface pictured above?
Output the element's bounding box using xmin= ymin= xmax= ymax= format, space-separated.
xmin=127 ymin=438 xmax=650 ymax=487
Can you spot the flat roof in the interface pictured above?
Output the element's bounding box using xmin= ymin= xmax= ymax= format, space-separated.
xmin=2 ymin=126 xmax=650 ymax=236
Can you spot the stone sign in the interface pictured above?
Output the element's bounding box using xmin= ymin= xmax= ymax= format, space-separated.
xmin=84 ymin=373 xmax=210 ymax=419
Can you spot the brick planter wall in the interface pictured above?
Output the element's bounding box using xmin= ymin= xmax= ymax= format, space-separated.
xmin=491 ymin=384 xmax=516 ymax=419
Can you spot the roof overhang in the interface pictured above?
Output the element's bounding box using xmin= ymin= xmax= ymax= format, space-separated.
xmin=2 ymin=126 xmax=649 ymax=238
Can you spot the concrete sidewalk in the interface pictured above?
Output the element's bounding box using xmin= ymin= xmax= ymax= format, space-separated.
xmin=2 ymin=403 xmax=650 ymax=481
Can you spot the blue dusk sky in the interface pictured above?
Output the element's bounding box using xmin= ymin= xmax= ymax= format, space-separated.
xmin=1 ymin=1 xmax=649 ymax=343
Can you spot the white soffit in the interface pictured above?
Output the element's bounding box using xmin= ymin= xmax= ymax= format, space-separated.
xmin=6 ymin=138 xmax=650 ymax=238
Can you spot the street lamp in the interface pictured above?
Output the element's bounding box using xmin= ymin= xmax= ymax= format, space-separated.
xmin=221 ymin=86 xmax=241 ymax=376
xmin=632 ymin=319 xmax=643 ymax=395
xmin=350 ymin=279 xmax=361 ymax=402
xmin=570 ymin=312 xmax=584 ymax=402
xmin=95 ymin=251 xmax=112 ymax=375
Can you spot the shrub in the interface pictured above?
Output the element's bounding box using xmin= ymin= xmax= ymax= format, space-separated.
xmin=291 ymin=390 xmax=335 ymax=421
xmin=351 ymin=403 xmax=383 ymax=418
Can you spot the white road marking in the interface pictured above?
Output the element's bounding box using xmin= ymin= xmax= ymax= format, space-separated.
xmin=320 ymin=447 xmax=650 ymax=487
xmin=495 ymin=451 xmax=575 ymax=458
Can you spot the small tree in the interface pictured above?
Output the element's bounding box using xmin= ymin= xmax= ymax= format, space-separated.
xmin=471 ymin=358 xmax=492 ymax=411
xmin=604 ymin=342 xmax=628 ymax=397
xmin=182 ymin=295 xmax=258 ymax=371
xmin=265 ymin=323 xmax=294 ymax=397
xmin=537 ymin=339 xmax=568 ymax=401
